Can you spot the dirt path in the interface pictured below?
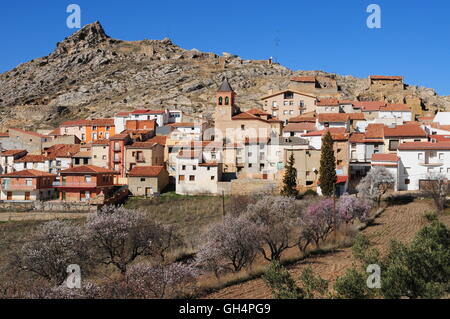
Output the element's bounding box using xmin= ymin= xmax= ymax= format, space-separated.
xmin=207 ymin=201 xmax=446 ymax=299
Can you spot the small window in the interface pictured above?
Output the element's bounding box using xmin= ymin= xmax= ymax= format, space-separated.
xmin=182 ymin=165 xmax=186 ymax=171
xmin=193 ymin=165 xmax=197 ymax=171
xmin=211 ymin=176 xmax=215 ymax=181
xmin=140 ymin=178 xmax=146 ymax=182
xmin=189 ymin=175 xmax=195 ymax=181
xmin=405 ymin=179 xmax=410 ymax=185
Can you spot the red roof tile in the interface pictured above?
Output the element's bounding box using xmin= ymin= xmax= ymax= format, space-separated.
xmin=60 ymin=165 xmax=118 ymax=174
xmin=371 ymin=154 xmax=400 ymax=162
xmin=147 ymin=136 xmax=167 ymax=146
xmin=128 ymin=166 xmax=165 ymax=177
xmin=398 ymin=142 xmax=450 ymax=150
xmin=383 ymin=124 xmax=426 ymax=138
xmin=1 ymin=150 xmax=27 ymax=157
xmin=317 ymin=98 xmax=340 ymax=106
xmin=0 ymin=169 xmax=56 ymax=178
xmin=15 ymin=155 xmax=48 ymax=163
xmin=283 ymin=123 xmax=316 ymax=132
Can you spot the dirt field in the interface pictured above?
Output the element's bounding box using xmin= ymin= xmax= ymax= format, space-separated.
xmin=207 ymin=200 xmax=450 ymax=299
xmin=0 ymin=212 xmax=88 ymax=222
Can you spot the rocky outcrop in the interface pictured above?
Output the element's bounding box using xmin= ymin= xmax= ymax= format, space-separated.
xmin=0 ymin=21 xmax=448 ymax=130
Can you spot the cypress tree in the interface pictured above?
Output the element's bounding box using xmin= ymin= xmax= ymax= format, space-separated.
xmin=281 ymin=152 xmax=298 ymax=197
xmin=319 ymin=131 xmax=337 ymax=197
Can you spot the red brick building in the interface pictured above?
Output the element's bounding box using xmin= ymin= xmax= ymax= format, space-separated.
xmin=55 ymin=165 xmax=117 ymax=203
xmin=0 ymin=170 xmax=57 ymax=202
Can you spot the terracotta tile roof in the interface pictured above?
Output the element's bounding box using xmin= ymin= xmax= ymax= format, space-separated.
xmin=370 ymin=75 xmax=404 ymax=81
xmin=317 ymin=98 xmax=340 ymax=106
xmin=168 ymin=122 xmax=197 ymax=128
xmin=349 ymin=133 xmax=366 ymax=143
xmin=246 ymin=108 xmax=271 ymax=116
xmin=383 ymin=124 xmax=427 ymax=138
xmin=92 ymin=139 xmax=110 ymax=145
xmin=418 ymin=116 xmax=435 ymax=122
xmin=290 ymin=76 xmax=316 ymax=83
xmin=0 ymin=169 xmax=56 ymax=178
xmin=49 ymin=128 xmax=61 ymax=136
xmin=46 ymin=144 xmax=81 ymax=158
xmin=60 ymin=120 xmax=92 ymax=127
xmin=283 ymin=123 xmax=316 ymax=132
xmin=302 ymin=128 xmax=348 ymax=141
xmin=9 ymin=128 xmax=48 ymax=138
xmin=15 ymin=155 xmax=48 ymax=163
xmin=365 ymin=124 xmax=385 ymax=139
xmin=430 ymin=135 xmax=450 ymax=142
xmin=380 ymin=104 xmax=411 ymax=112
xmin=371 ymin=154 xmax=400 ymax=162
xmin=147 ymin=136 xmax=167 ymax=146
xmin=398 ymin=142 xmax=450 ymax=150
xmin=289 ymin=116 xmax=316 ymax=123
xmin=126 ymin=142 xmax=157 ymax=149
xmin=72 ymin=151 xmax=92 ymax=158
xmin=91 ymin=119 xmax=114 ymax=126
xmin=128 ymin=166 xmax=165 ymax=177
xmin=430 ymin=123 xmax=450 ymax=132
xmin=60 ymin=165 xmax=118 ymax=174
xmin=318 ymin=113 xmax=365 ymax=122
xmin=1 ymin=150 xmax=27 ymax=156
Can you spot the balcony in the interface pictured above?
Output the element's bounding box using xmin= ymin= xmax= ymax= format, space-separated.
xmin=0 ymin=184 xmax=36 ymax=191
xmin=419 ymin=159 xmax=443 ymax=167
xmin=53 ymin=181 xmax=98 ymax=188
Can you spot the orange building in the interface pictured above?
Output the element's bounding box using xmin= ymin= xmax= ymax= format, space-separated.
xmin=85 ymin=119 xmax=115 ymax=143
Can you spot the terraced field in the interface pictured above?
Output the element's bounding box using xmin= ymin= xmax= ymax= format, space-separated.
xmin=208 ymin=200 xmax=449 ymax=299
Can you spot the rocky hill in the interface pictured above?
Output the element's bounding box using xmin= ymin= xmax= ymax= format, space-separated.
xmin=0 ymin=21 xmax=449 ymax=130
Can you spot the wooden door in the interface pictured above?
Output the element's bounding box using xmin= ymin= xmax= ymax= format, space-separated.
xmin=25 ymin=192 xmax=30 ymax=201
xmin=7 ymin=192 xmax=12 ymax=200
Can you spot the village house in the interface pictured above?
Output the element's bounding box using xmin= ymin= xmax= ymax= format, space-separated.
xmin=59 ymin=120 xmax=91 ymax=142
xmin=214 ymin=79 xmax=282 ymax=144
xmin=0 ymin=170 xmax=57 ymax=202
xmin=378 ymin=104 xmax=413 ymax=124
xmin=289 ymin=76 xmax=318 ymax=91
xmin=125 ymin=141 xmax=165 ymax=174
xmin=175 ymin=150 xmax=224 ymax=196
xmin=114 ymin=110 xmax=168 ymax=133
xmin=370 ymin=154 xmax=402 ymax=191
xmin=261 ymin=89 xmax=317 ymax=122
xmin=8 ymin=128 xmax=52 ymax=153
xmin=14 ymin=155 xmax=49 ymax=172
xmin=282 ymin=122 xmax=316 ymax=137
xmin=86 ymin=119 xmax=115 ymax=142
xmin=285 ymin=146 xmax=321 ymax=191
xmin=0 ymin=150 xmax=27 ymax=174
xmin=383 ymin=124 xmax=428 ymax=153
xmin=168 ymin=110 xmax=183 ymax=124
xmin=316 ymin=113 xmax=366 ymax=132
xmin=127 ymin=166 xmax=169 ymax=197
xmin=92 ymin=140 xmax=110 ymax=168
xmin=397 ymin=142 xmax=450 ymax=191
xmin=45 ymin=144 xmax=81 ymax=175
xmin=315 ymin=98 xmax=341 ymax=114
xmin=55 ymin=165 xmax=117 ymax=203
xmin=353 ymin=101 xmax=386 ymax=120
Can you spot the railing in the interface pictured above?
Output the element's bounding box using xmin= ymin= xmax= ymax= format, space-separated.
xmin=53 ymin=181 xmax=98 ymax=188
xmin=419 ymin=160 xmax=444 ymax=166
xmin=0 ymin=184 xmax=36 ymax=191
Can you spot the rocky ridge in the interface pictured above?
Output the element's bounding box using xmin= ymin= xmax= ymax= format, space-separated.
xmin=0 ymin=21 xmax=448 ymax=130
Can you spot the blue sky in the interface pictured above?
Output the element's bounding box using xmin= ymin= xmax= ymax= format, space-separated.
xmin=0 ymin=0 xmax=449 ymax=95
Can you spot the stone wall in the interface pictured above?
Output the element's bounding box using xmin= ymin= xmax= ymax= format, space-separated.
xmin=230 ymin=179 xmax=279 ymax=195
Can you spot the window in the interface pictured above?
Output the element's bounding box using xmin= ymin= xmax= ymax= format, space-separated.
xmin=93 ymin=126 xmax=97 ymax=130
xmin=140 ymin=178 xmax=146 ymax=182
xmin=189 ymin=176 xmax=195 ymax=181
xmin=85 ymin=175 xmax=92 ymax=183
xmin=248 ymin=163 xmax=253 ymax=168
xmin=179 ymin=175 xmax=185 ymax=182
xmin=218 ymin=97 xmax=223 ymax=105
xmin=306 ymin=171 xmax=310 ymax=177
xmin=405 ymin=179 xmax=410 ymax=185
xmin=225 ymin=97 xmax=230 ymax=105
xmin=211 ymin=176 xmax=215 ymax=181
xmin=439 ymin=153 xmax=444 ymax=160
xmin=241 ymin=125 xmax=245 ymax=130
xmin=182 ymin=165 xmax=186 ymax=171
xmin=193 ymin=165 xmax=197 ymax=171
xmin=26 ymin=179 xmax=32 ymax=186
xmin=300 ymin=100 xmax=305 ymax=107
xmin=272 ymin=101 xmax=277 ymax=107
xmin=389 ymin=140 xmax=400 ymax=151
xmin=102 ymin=155 xmax=107 ymax=160
xmin=284 ymin=92 xmax=294 ymax=100
xmin=418 ymin=153 xmax=424 ymax=160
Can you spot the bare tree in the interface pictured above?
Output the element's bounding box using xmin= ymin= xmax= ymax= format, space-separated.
xmin=245 ymin=196 xmax=298 ymax=261
xmin=421 ymin=173 xmax=449 ymax=211
xmin=13 ymin=220 xmax=92 ymax=285
xmin=357 ymin=167 xmax=395 ymax=207
xmin=86 ymin=206 xmax=178 ymax=274
xmin=196 ymin=216 xmax=261 ymax=273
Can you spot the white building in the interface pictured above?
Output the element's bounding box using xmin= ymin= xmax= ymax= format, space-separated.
xmin=370 ymin=153 xmax=401 ymax=191
xmin=433 ymin=112 xmax=450 ymax=125
xmin=175 ymin=150 xmax=223 ymax=195
xmin=397 ymin=142 xmax=450 ymax=191
xmin=13 ymin=155 xmax=49 ymax=173
xmin=378 ymin=104 xmax=412 ymax=123
xmin=114 ymin=109 xmax=169 ymax=133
